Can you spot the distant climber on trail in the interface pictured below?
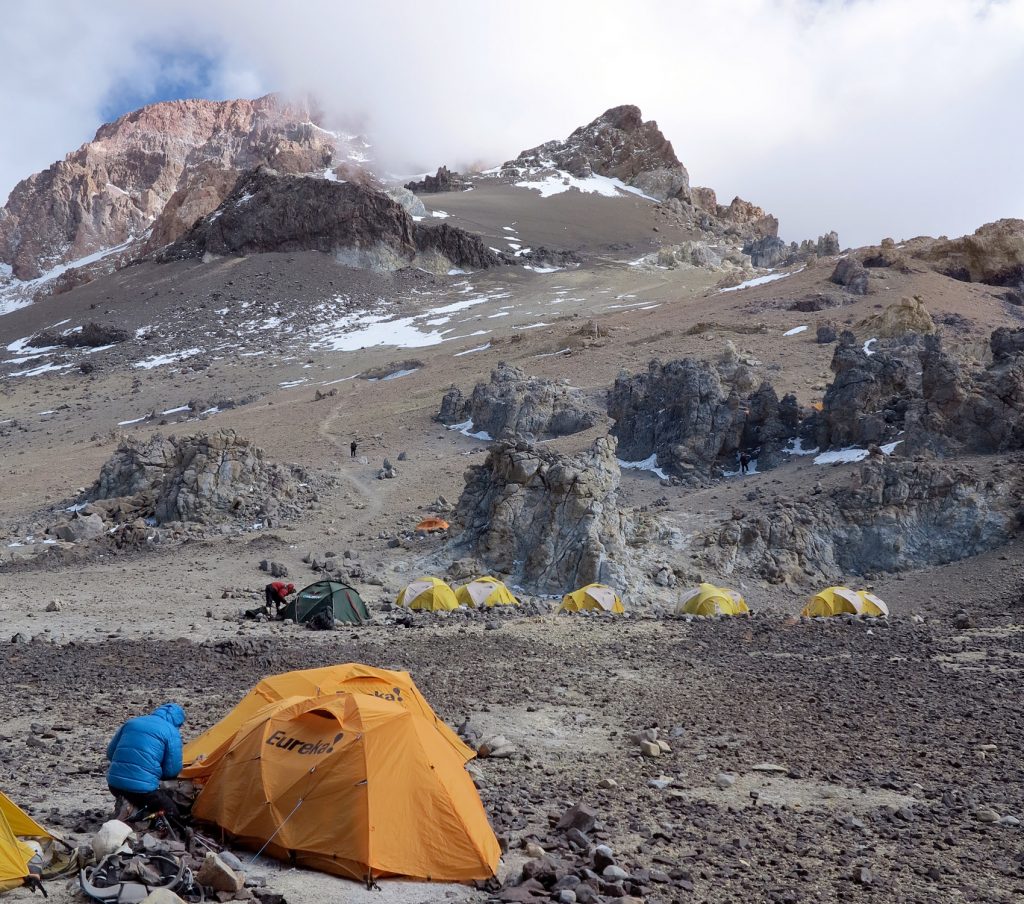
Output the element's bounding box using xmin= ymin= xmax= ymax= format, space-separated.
xmin=350 ymin=439 xmax=358 ymax=458
xmin=739 ymin=452 xmax=752 ymax=475
xmin=265 ymin=581 xmax=295 ymax=617
xmin=106 ymin=703 xmax=186 ymax=819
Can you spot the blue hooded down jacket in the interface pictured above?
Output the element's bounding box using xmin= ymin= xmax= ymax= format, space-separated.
xmin=106 ymin=703 xmax=186 ymax=793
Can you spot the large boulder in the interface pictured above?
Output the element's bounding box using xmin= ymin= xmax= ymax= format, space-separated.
xmin=699 ymin=457 xmax=1020 ymax=584
xmin=87 ymin=430 xmax=314 ymax=526
xmin=437 ymin=364 xmax=600 ymax=440
xmin=607 ymin=359 xmax=798 ymax=481
xmin=831 ymin=257 xmax=870 ymax=294
xmin=453 ymin=437 xmax=627 ymax=594
xmin=855 ymin=296 xmax=936 ymax=338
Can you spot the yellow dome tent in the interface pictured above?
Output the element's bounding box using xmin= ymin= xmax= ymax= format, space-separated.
xmin=185 ymin=693 xmax=500 ymax=883
xmin=677 ymin=583 xmax=750 ymax=616
xmin=396 ymin=576 xmax=459 ymax=611
xmin=0 ymin=790 xmax=52 ymax=892
xmin=558 ymin=583 xmax=624 ymax=614
xmin=801 ymin=586 xmax=890 ymax=618
xmin=183 ymin=664 xmax=474 ymax=767
xmin=455 ymin=577 xmax=520 ymax=608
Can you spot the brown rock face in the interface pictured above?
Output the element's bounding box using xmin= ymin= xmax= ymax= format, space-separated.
xmin=505 ymin=104 xmax=690 ymax=201
xmin=914 ymin=218 xmax=1024 ymax=286
xmin=0 ymin=94 xmax=366 ymax=279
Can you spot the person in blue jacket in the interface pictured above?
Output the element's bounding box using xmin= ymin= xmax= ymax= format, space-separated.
xmin=106 ymin=702 xmax=186 ymax=818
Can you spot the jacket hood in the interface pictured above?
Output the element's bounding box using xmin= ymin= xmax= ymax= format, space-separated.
xmin=152 ymin=703 xmax=186 ymax=727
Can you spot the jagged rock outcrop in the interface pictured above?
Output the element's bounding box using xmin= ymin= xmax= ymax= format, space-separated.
xmin=405 ymin=166 xmax=468 ymax=193
xmin=817 ymin=332 xmax=918 ymax=449
xmin=86 ymin=430 xmax=315 ymax=526
xmin=158 ymin=168 xmax=502 ymax=273
xmin=698 ymin=457 xmax=1021 ymax=584
xmin=691 ymin=189 xmax=779 ymax=240
xmin=904 ymin=328 xmax=1024 ymax=454
xmin=504 ymin=105 xmax=690 ymax=201
xmin=437 ymin=364 xmax=599 ymax=439
xmin=453 ymin=437 xmax=627 ymax=593
xmin=744 ymin=231 xmax=839 ymax=268
xmin=915 ymin=219 xmax=1024 ymax=285
xmin=831 ymin=257 xmax=870 ymax=294
xmin=608 ymin=359 xmax=800 ymax=481
xmin=0 ymin=94 xmax=369 ymax=280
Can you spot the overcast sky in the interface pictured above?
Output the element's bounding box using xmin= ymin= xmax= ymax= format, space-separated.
xmin=2 ymin=0 xmax=1022 ymax=246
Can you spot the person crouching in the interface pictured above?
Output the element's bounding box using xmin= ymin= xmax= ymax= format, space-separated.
xmin=107 ymin=703 xmax=186 ymax=820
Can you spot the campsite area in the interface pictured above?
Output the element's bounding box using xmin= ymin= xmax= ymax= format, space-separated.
xmin=1 ymin=586 xmax=1022 ymax=902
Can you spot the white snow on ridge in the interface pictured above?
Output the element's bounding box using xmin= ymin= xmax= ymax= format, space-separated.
xmin=515 ymin=170 xmax=657 ymax=201
xmin=134 ymin=348 xmax=201 ymax=370
xmin=454 ymin=342 xmax=491 ymax=357
xmin=783 ymin=325 xmax=808 ymax=337
xmin=863 ymin=338 xmax=877 ymax=356
xmin=719 ymin=268 xmax=803 ymax=293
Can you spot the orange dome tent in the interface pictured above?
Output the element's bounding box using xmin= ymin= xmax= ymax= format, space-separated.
xmin=415 ymin=518 xmax=450 ymax=533
xmin=182 ymin=664 xmax=473 ymax=768
xmin=185 ymin=693 xmax=500 ymax=883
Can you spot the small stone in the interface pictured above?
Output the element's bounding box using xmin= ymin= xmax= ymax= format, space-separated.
xmin=852 ymin=866 xmax=873 ymax=885
xmin=648 ymin=776 xmax=673 ymax=790
xmin=196 ymin=851 xmax=244 ymax=893
xmin=603 ymin=865 xmax=629 ymax=880
xmin=751 ymin=762 xmax=788 ymax=773
xmin=598 ymin=778 xmax=618 ymax=790
xmin=974 ymin=806 xmax=1000 ymax=823
xmin=656 ymin=739 xmax=672 ymax=754
xmin=557 ymin=803 xmax=598 ymax=835
xmin=592 ymin=844 xmax=615 ymax=872
xmin=45 ymin=600 xmax=62 ymax=612
xmin=523 ymin=842 xmax=545 ymax=859
xmin=556 ymin=892 xmax=577 ymax=904
xmin=953 ymin=611 xmax=976 ymax=629
xmin=998 ymin=815 xmax=1020 ymax=826
xmin=638 ymin=741 xmax=661 ymax=758
xmin=716 ymin=772 xmax=736 ymax=789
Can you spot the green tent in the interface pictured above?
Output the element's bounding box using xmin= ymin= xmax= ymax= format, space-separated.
xmin=281 ymin=580 xmax=370 ymax=626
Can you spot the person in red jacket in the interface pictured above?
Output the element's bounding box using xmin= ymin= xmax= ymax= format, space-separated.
xmin=264 ymin=581 xmax=296 ymax=617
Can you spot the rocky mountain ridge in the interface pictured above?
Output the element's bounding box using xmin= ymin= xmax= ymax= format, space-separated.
xmin=0 ymin=93 xmax=369 ymax=281
xmin=159 ymin=167 xmax=504 ymax=273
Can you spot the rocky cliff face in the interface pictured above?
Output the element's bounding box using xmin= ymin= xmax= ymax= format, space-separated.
xmin=698 ymin=457 xmax=1021 ymax=585
xmin=453 ymin=437 xmax=628 ymax=594
xmin=608 ymin=359 xmax=800 ymax=481
xmin=436 ymin=363 xmax=600 ymax=440
xmin=504 ymin=105 xmax=690 ymax=201
xmin=0 ymin=94 xmax=369 ymax=280
xmin=159 ymin=167 xmax=503 ymax=273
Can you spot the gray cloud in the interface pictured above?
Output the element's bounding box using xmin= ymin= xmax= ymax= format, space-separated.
xmin=2 ymin=0 xmax=1022 ymax=246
